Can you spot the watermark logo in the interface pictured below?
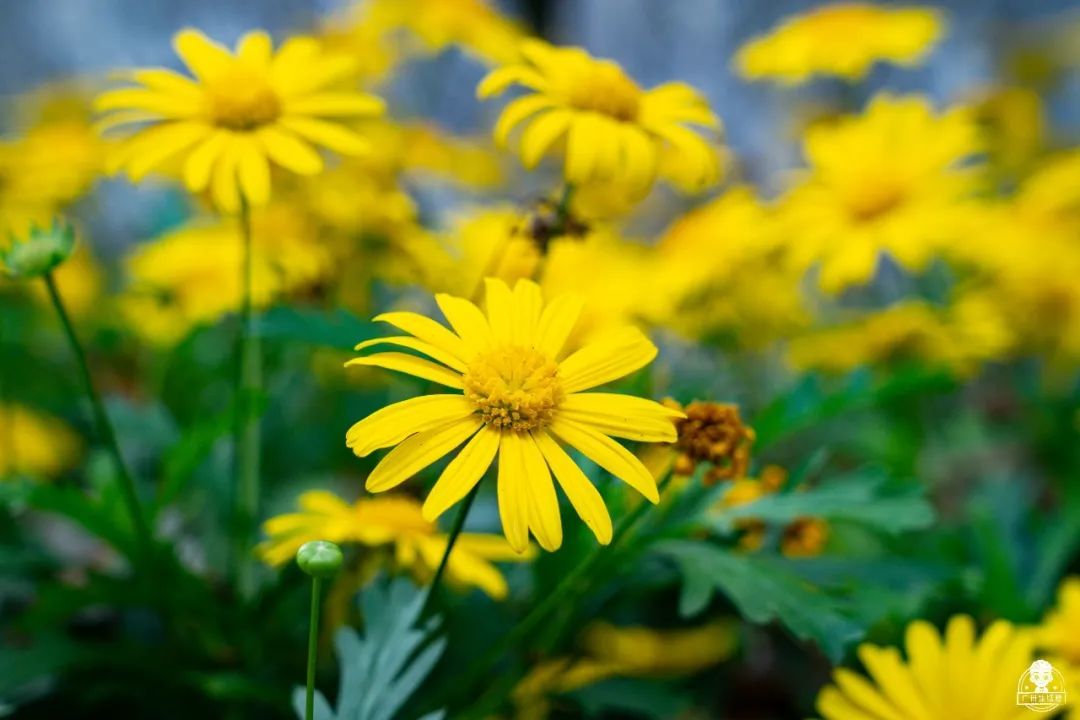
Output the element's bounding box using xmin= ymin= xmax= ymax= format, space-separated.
xmin=1017 ymin=659 xmax=1066 ymax=713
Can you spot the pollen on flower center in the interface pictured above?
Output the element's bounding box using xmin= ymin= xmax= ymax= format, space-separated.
xmin=463 ymin=346 xmax=563 ymax=432
xmin=207 ymin=68 xmax=282 ymax=131
xmin=567 ymin=62 xmax=641 ymax=122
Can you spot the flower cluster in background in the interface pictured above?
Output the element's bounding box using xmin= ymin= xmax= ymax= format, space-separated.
xmin=0 ymin=0 xmax=1078 ymax=718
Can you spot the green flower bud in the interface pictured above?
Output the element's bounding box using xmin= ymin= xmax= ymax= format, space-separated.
xmin=296 ymin=540 xmax=343 ymax=579
xmin=1 ymin=218 xmax=77 ymax=279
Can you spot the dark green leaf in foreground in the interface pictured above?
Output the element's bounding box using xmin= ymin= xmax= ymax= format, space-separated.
xmin=655 ymin=540 xmax=863 ymax=661
xmin=293 ymin=579 xmax=447 ymax=720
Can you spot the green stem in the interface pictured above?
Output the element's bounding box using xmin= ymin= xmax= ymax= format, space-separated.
xmin=445 ymin=475 xmax=674 ymax=717
xmin=235 ymin=194 xmax=262 ymax=596
xmin=421 ymin=483 xmax=482 ymax=617
xmin=305 ymin=576 xmax=322 ymax=720
xmin=43 ymin=272 xmax=153 ymax=555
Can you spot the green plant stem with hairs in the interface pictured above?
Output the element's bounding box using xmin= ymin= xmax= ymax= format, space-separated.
xmin=43 ymin=271 xmax=154 ymax=556
xmin=420 ymin=482 xmax=482 ymax=617
xmin=235 ymin=192 xmax=262 ymax=596
xmin=304 ymin=575 xmax=322 ymax=720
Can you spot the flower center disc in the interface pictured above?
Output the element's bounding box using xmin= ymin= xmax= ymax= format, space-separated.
xmin=208 ymin=68 xmax=282 ymax=131
xmin=463 ymin=346 xmax=563 ymax=432
xmin=568 ymin=63 xmax=641 ymax=122
xmin=847 ymin=182 xmax=905 ymax=223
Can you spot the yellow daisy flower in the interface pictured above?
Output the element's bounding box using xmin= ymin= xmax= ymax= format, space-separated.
xmin=736 ymin=3 xmax=944 ymax=85
xmin=96 ymin=28 xmax=384 ymax=212
xmin=120 ymin=206 xmax=329 ymax=345
xmin=0 ymin=403 xmax=82 ymax=480
xmin=258 ymin=490 xmax=530 ymax=600
xmin=478 ymin=40 xmax=720 ymax=193
xmin=1036 ymin=577 xmax=1080 ymax=717
xmin=779 ymin=94 xmax=982 ymax=294
xmin=816 ymin=614 xmax=1034 ymax=720
xmin=345 ymin=277 xmax=683 ymax=553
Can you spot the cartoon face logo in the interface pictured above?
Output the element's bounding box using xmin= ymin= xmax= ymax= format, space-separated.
xmin=1017 ymin=659 xmax=1067 ymax=713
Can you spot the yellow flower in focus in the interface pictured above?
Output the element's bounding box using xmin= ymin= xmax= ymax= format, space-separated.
xmin=0 ymin=404 xmax=82 ymax=480
xmin=258 ymin=490 xmax=531 ymax=599
xmin=96 ymin=29 xmax=384 ymax=212
xmin=479 ymin=40 xmax=721 ymax=193
xmin=736 ymin=3 xmax=944 ymax=84
xmin=120 ymin=206 xmax=329 ymax=345
xmin=780 ymin=95 xmax=982 ymax=294
xmin=816 ymin=614 xmax=1034 ymax=720
xmin=345 ymin=278 xmax=683 ymax=553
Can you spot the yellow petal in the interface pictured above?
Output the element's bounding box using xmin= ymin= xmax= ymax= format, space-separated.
xmin=497 ymin=432 xmax=530 ymax=553
xmin=423 ymin=425 xmax=500 ymax=521
xmin=511 ymin=279 xmax=543 ymax=345
xmin=476 ymin=66 xmax=547 ymax=99
xmin=373 ymin=311 xmax=471 ymax=363
xmin=536 ymin=292 xmax=583 ymax=358
xmin=533 ymin=430 xmax=612 ymax=545
xmin=565 ymin=114 xmax=602 ymax=183
xmin=173 ymin=28 xmax=234 ymax=82
xmin=548 ymin=418 xmax=659 ymax=503
xmin=435 ymin=293 xmax=492 ymax=351
xmin=345 ymin=352 xmax=464 ymax=389
xmin=236 ymin=136 xmax=271 ymax=206
xmin=257 ymin=126 xmax=323 ymax=175
xmin=366 ymin=417 xmax=482 ymax=493
xmin=123 ymin=121 xmax=209 ymax=181
xmin=493 ymin=96 xmax=556 ymax=146
xmin=441 ymin=540 xmax=510 ymax=600
xmin=354 ymin=336 xmax=467 ymax=373
xmin=346 ymin=394 xmax=475 ymax=457
xmin=558 ymin=327 xmax=658 ymax=393
xmin=520 ymin=432 xmax=562 ymax=551
xmin=95 ymin=88 xmax=199 ymax=117
xmin=283 ymin=93 xmax=385 ymax=117
xmin=184 ymin=130 xmax=229 ymax=191
xmin=210 ymin=138 xmax=241 ymax=212
xmin=132 ymin=68 xmax=203 ymax=98
xmin=520 ymin=109 xmax=571 ymax=168
xmin=483 ymin=278 xmax=514 ymax=345
xmin=831 ymin=669 xmax=906 ymax=720
xmin=279 ymin=117 xmax=370 ymax=156
xmin=237 ymin=30 xmax=273 ymax=67
xmin=558 ymin=393 xmax=679 ymax=443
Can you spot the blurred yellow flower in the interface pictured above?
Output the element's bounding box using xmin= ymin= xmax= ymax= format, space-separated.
xmin=780 ymin=94 xmax=982 ymax=294
xmin=479 ymin=40 xmax=720 ymax=193
xmin=971 ymin=86 xmax=1046 ymax=175
xmin=512 ymin=620 xmax=736 ymax=719
xmin=97 ymin=28 xmax=384 ymax=212
xmin=816 ymin=614 xmax=1034 ymax=720
xmin=789 ymin=297 xmax=1013 ymax=376
xmin=258 ymin=490 xmax=531 ymax=599
xmin=28 ymin=244 xmax=104 ymax=320
xmin=364 ymin=0 xmax=524 ymax=66
xmin=715 ymin=465 xmax=829 ymax=557
xmin=120 ymin=206 xmax=329 ymax=345
xmin=345 ymin=277 xmax=682 ymax=553
xmin=736 ymin=3 xmax=944 ymax=84
xmin=1036 ymin=576 xmax=1080 ymax=715
xmin=0 ymin=404 xmax=82 ymax=480
xmin=648 ymin=186 xmax=808 ymax=346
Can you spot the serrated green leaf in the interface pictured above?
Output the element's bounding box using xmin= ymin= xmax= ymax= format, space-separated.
xmin=294 ymin=579 xmax=447 ymax=720
xmin=655 ymin=540 xmax=863 ymax=661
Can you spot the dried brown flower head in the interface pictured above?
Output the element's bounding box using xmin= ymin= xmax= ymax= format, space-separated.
xmin=668 ymin=400 xmax=755 ymax=484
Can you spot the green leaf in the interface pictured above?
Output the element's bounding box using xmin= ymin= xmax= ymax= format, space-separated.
xmin=713 ymin=470 xmax=934 ymax=536
xmin=655 ymin=540 xmax=863 ymax=661
xmin=259 ymin=306 xmax=378 ymax=350
xmin=293 ymin=579 xmax=447 ymax=720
